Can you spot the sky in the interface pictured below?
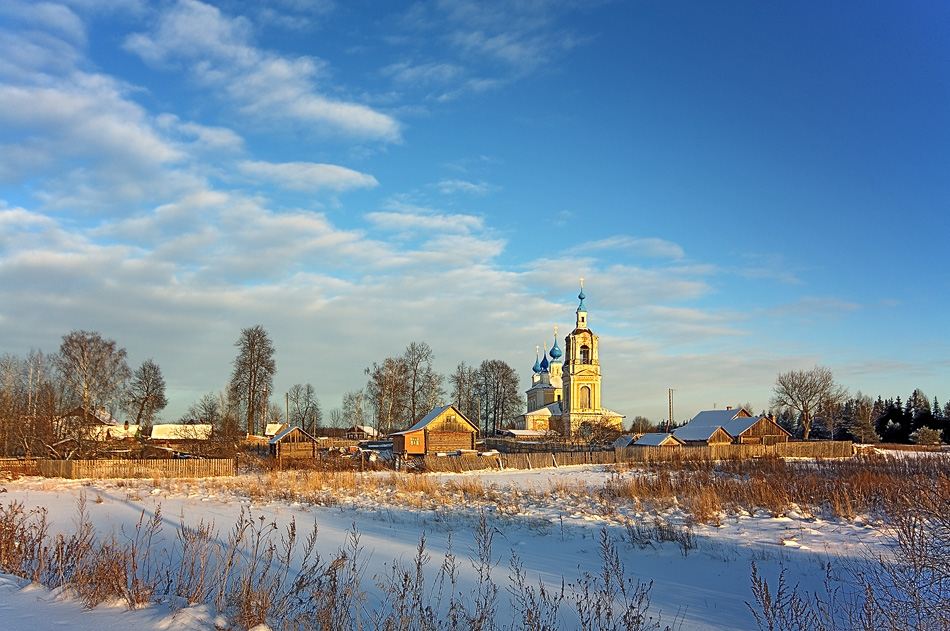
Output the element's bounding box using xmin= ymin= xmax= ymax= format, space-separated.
xmin=1 ymin=0 xmax=948 ymax=426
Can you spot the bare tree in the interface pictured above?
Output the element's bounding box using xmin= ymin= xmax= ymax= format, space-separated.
xmin=341 ymin=389 xmax=367 ymax=429
xmin=228 ymin=325 xmax=276 ymax=436
xmin=327 ymin=408 xmax=345 ymax=428
xmin=54 ymin=330 xmax=131 ymax=439
xmin=288 ymin=383 xmax=321 ymax=433
xmin=450 ymin=361 xmax=480 ymax=424
xmin=365 ymin=357 xmax=407 ymax=435
xmin=477 ymin=359 xmax=521 ymax=435
xmin=128 ymin=359 xmax=168 ymax=428
xmin=403 ymin=341 xmax=444 ymax=427
xmin=770 ymin=365 xmax=848 ymax=440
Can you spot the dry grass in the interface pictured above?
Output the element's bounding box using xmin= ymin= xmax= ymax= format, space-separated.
xmin=0 ymin=497 xmax=673 ymax=631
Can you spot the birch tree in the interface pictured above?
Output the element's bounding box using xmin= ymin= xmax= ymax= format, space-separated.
xmin=228 ymin=325 xmax=276 ymax=436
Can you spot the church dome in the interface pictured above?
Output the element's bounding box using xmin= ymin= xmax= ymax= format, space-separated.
xmin=549 ymin=339 xmax=562 ymax=361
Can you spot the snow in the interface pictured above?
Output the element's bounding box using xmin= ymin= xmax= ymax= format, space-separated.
xmin=0 ymin=464 xmax=892 ymax=630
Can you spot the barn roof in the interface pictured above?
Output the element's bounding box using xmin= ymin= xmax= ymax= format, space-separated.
xmin=612 ymin=435 xmax=638 ymax=448
xmin=687 ymin=408 xmax=750 ymax=428
xmin=634 ymin=432 xmax=684 ymax=446
xmin=673 ymin=423 xmax=731 ymax=442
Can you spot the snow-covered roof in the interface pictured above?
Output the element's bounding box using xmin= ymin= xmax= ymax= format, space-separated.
xmin=687 ymin=409 xmax=749 ymax=428
xmin=634 ymin=433 xmax=684 ymax=447
xmin=269 ymin=426 xmax=317 ymax=445
xmin=150 ymin=424 xmax=212 ymax=440
xmin=504 ymin=429 xmax=555 ymax=438
xmin=264 ymin=423 xmax=286 ymax=437
xmin=348 ymin=425 xmax=379 ymax=437
xmin=89 ymin=424 xmax=139 ymax=440
xmin=673 ymin=423 xmax=729 ymax=442
xmin=612 ymin=435 xmax=638 ymax=448
xmin=523 ymin=402 xmax=563 ymax=417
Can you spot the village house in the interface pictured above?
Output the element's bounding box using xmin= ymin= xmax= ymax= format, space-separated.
xmin=673 ymin=407 xmax=790 ymax=446
xmin=391 ymin=404 xmax=478 ymax=456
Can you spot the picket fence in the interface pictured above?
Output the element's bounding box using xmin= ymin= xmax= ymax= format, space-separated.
xmin=36 ymin=458 xmax=236 ymax=479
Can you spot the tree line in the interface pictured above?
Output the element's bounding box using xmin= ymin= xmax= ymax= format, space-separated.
xmin=0 ymin=326 xmax=524 ymax=457
xmin=769 ymin=365 xmax=949 ymax=444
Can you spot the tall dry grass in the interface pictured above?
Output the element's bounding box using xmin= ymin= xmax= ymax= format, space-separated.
xmin=0 ymin=497 xmax=673 ymax=631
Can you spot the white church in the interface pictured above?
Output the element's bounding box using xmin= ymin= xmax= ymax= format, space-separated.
xmin=515 ymin=282 xmax=625 ymax=437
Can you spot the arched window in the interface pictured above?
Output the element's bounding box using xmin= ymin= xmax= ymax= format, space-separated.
xmin=580 ymin=386 xmax=591 ymax=408
xmin=580 ymin=345 xmax=591 ymax=363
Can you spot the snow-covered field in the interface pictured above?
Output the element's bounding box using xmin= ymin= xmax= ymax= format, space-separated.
xmin=0 ymin=464 xmax=893 ymax=630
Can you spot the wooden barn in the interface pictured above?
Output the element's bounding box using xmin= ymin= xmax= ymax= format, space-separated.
xmin=674 ymin=408 xmax=749 ymax=446
xmin=725 ymin=415 xmax=790 ymax=445
xmin=269 ymin=426 xmax=320 ymax=459
xmin=391 ymin=405 xmax=478 ymax=456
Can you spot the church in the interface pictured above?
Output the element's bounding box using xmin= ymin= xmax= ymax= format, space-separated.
xmin=515 ymin=282 xmax=625 ymax=438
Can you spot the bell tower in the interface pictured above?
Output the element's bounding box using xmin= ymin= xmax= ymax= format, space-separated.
xmin=561 ymin=279 xmax=603 ymax=435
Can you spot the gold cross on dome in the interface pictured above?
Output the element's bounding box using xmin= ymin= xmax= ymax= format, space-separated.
xmin=579 ymin=277 xmax=584 ymax=288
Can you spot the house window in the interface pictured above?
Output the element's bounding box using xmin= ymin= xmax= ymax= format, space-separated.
xmin=410 ymin=436 xmax=420 ymax=446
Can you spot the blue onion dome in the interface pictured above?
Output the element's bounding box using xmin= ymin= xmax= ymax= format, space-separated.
xmin=540 ymin=353 xmax=550 ymax=371
xmin=532 ymin=353 xmax=541 ymax=374
xmin=549 ymin=338 xmax=562 ymax=361
xmin=577 ymin=280 xmax=587 ymax=312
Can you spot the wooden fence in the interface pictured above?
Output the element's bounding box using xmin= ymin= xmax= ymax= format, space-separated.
xmin=0 ymin=458 xmax=39 ymax=477
xmin=418 ymin=441 xmax=854 ymax=472
xmin=36 ymin=458 xmax=236 ymax=479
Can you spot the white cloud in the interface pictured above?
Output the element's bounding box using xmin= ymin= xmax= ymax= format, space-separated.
xmin=574 ymin=236 xmax=686 ymax=260
xmin=124 ymin=0 xmax=400 ymax=141
xmin=239 ymin=161 xmax=378 ymax=193
xmin=381 ymin=61 xmax=463 ymax=86
xmin=0 ymin=1 xmax=86 ymax=47
xmin=436 ymin=179 xmax=493 ymax=195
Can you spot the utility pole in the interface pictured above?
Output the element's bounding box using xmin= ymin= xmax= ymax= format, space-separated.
xmin=668 ymin=389 xmax=674 ymax=433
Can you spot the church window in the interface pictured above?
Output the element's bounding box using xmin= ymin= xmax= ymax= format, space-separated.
xmin=580 ymin=386 xmax=591 ymax=408
xmin=580 ymin=345 xmax=591 ymax=363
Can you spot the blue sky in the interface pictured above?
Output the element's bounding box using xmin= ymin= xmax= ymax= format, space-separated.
xmin=1 ymin=0 xmax=948 ymax=425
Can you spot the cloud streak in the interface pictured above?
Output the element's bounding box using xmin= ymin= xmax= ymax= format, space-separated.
xmin=124 ymin=0 xmax=400 ymax=141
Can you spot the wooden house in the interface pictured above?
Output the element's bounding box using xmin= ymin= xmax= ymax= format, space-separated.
xmin=725 ymin=415 xmax=790 ymax=445
xmin=269 ymin=426 xmax=320 ymax=459
xmin=392 ymin=405 xmax=478 ymax=456
xmin=673 ymin=407 xmax=790 ymax=446
xmin=346 ymin=425 xmax=379 ymax=441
